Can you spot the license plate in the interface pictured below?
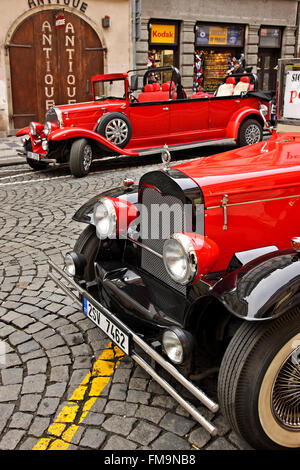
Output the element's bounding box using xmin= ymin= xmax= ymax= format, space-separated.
xmin=83 ymin=298 xmax=129 ymax=355
xmin=27 ymin=151 xmax=40 ymax=161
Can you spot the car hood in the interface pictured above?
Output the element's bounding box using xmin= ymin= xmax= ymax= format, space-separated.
xmin=173 ymin=132 xmax=300 ymax=207
xmin=57 ymin=100 xmax=125 ymax=114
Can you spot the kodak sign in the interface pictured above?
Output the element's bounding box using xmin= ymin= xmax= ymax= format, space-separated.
xmin=150 ymin=24 xmax=176 ymax=44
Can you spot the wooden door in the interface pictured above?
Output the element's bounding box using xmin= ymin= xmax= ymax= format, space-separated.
xmin=9 ymin=10 xmax=104 ymax=129
xmin=257 ymin=49 xmax=279 ymax=91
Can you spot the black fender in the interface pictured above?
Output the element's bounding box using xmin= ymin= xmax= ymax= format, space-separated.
xmin=211 ymin=248 xmax=300 ymax=321
xmin=73 ymin=185 xmax=139 ymax=225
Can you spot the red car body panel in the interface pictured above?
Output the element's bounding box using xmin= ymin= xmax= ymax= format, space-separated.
xmin=173 ymin=131 xmax=300 ymax=271
xmin=50 ymin=127 xmax=139 ymax=156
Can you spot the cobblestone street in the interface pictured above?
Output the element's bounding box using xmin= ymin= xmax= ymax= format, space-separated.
xmin=0 ymin=137 xmax=252 ymax=451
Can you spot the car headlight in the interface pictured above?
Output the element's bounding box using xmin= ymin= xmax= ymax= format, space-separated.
xmin=94 ymin=197 xmax=117 ymax=239
xmin=162 ymin=327 xmax=194 ymax=364
xmin=163 ymin=233 xmax=197 ymax=285
xmin=64 ymin=252 xmax=86 ymax=277
xmin=41 ymin=140 xmax=48 ymax=151
xmin=29 ymin=122 xmax=37 ymax=136
xmin=44 ymin=122 xmax=52 ymax=136
xmin=259 ymin=104 xmax=268 ymax=116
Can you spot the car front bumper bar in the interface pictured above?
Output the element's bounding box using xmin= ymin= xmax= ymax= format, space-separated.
xmin=48 ymin=259 xmax=219 ymax=436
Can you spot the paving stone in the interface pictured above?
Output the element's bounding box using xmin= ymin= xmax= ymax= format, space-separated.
xmin=129 ymin=378 xmax=148 ymax=391
xmin=9 ymin=412 xmax=33 ymax=430
xmin=1 ymin=368 xmax=23 ymax=385
xmin=8 ymin=330 xmax=31 ymax=346
xmin=0 ymin=404 xmax=15 ymax=433
xmin=103 ymin=435 xmax=137 ymax=450
xmin=188 ymin=427 xmax=212 ymax=448
xmin=0 ymin=325 xmax=16 ymax=338
xmin=128 ymin=421 xmax=161 ymax=445
xmin=26 ymin=358 xmax=47 ymax=375
xmin=159 ymin=412 xmax=194 ymax=436
xmin=0 ymin=429 xmax=26 ymax=450
xmin=104 ymin=400 xmax=138 ymax=417
xmin=82 ymin=412 xmax=105 ymax=426
xmin=0 ymin=384 xmax=21 ymax=402
xmin=49 ymin=365 xmax=69 ymax=382
xmin=127 ymin=389 xmax=151 ymax=405
xmin=11 ymin=315 xmax=35 ymax=329
xmin=22 ymin=374 xmax=46 ymax=394
xmin=135 ymin=404 xmax=166 ymax=424
xmin=151 ymin=432 xmax=191 ymax=450
xmin=109 ymin=383 xmax=127 ymax=400
xmin=39 ymin=334 xmax=66 ymax=350
xmin=102 ymin=416 xmax=136 ymax=436
xmin=112 ymin=367 xmax=131 ymax=384
xmin=45 ymin=382 xmax=67 ymax=398
xmin=49 ymin=355 xmax=72 ymax=366
xmin=37 ymin=397 xmax=60 ymax=417
xmin=205 ymin=437 xmax=237 ymax=450
xmin=28 ymin=417 xmax=51 ymax=437
xmin=46 ymin=346 xmax=70 ymax=358
xmin=17 ymin=339 xmax=40 ymax=355
xmin=19 ymin=394 xmax=41 ymax=412
xmin=79 ymin=428 xmax=106 ymax=449
xmin=19 ymin=437 xmax=39 ymax=450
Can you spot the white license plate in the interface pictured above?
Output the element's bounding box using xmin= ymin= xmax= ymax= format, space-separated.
xmin=83 ymin=298 xmax=129 ymax=354
xmin=27 ymin=151 xmax=40 ymax=161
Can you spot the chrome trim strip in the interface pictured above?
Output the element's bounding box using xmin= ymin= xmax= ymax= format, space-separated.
xmin=207 ymin=193 xmax=300 ymax=210
xmin=127 ymin=237 xmax=163 ymax=259
xmin=132 ymin=353 xmax=218 ymax=436
xmin=48 ymin=260 xmax=219 ymax=431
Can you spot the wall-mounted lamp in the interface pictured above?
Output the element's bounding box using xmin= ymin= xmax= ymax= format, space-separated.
xmin=102 ymin=16 xmax=111 ymax=28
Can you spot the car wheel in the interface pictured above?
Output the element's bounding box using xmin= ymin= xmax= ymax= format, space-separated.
xmin=96 ymin=112 xmax=132 ymax=148
xmin=69 ymin=139 xmax=93 ymax=177
xmin=237 ymin=118 xmax=263 ymax=146
xmin=218 ymin=308 xmax=300 ymax=450
xmin=74 ymin=224 xmax=99 ymax=282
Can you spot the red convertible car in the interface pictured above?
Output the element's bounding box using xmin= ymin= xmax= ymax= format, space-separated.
xmin=17 ymin=66 xmax=272 ymax=177
xmin=48 ymin=59 xmax=300 ymax=450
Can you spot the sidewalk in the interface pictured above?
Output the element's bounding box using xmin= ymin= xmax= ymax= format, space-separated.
xmin=0 ymin=136 xmax=25 ymax=167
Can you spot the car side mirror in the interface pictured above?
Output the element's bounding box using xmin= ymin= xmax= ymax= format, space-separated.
xmin=130 ymin=75 xmax=138 ymax=91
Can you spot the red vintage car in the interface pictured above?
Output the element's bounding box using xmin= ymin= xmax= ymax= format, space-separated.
xmin=16 ymin=66 xmax=272 ymax=177
xmin=48 ymin=59 xmax=300 ymax=450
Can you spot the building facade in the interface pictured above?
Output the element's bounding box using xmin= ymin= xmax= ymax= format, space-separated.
xmin=0 ymin=0 xmax=132 ymax=136
xmin=135 ymin=0 xmax=299 ymax=93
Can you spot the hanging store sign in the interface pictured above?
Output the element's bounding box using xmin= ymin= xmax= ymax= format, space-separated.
xmin=150 ymin=24 xmax=177 ymax=45
xmin=196 ymin=25 xmax=244 ymax=47
xmin=55 ymin=13 xmax=66 ymax=29
xmin=283 ymin=71 xmax=300 ymax=120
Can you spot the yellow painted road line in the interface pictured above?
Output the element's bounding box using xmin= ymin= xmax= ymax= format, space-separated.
xmin=33 ymin=341 xmax=124 ymax=450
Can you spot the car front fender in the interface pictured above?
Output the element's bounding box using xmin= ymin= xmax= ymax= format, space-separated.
xmin=16 ymin=126 xmax=30 ymax=136
xmin=210 ymin=249 xmax=300 ymax=321
xmin=225 ymin=107 xmax=264 ymax=140
xmin=73 ymin=185 xmax=139 ymax=224
xmin=49 ymin=127 xmax=139 ymax=156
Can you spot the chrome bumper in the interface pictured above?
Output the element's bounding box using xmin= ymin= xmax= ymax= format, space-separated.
xmin=48 ymin=260 xmax=219 ymax=436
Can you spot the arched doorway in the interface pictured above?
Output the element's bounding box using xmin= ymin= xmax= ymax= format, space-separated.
xmin=9 ymin=10 xmax=104 ymax=129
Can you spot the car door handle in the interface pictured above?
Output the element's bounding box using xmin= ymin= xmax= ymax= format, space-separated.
xmin=163 ymin=107 xmax=169 ymax=111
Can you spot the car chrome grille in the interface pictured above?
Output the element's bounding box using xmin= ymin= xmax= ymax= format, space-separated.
xmin=140 ymin=186 xmax=186 ymax=295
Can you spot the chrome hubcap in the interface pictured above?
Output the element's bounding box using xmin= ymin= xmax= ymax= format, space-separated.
xmin=105 ymin=119 xmax=128 ymax=145
xmin=271 ymin=346 xmax=300 ymax=430
xmin=82 ymin=145 xmax=92 ymax=171
xmin=245 ymin=124 xmax=261 ymax=144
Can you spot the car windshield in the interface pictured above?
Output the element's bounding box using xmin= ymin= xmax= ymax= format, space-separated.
xmin=93 ymin=79 xmax=126 ymax=101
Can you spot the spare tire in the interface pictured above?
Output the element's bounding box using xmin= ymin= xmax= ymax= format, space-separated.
xmin=96 ymin=112 xmax=132 ymax=148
